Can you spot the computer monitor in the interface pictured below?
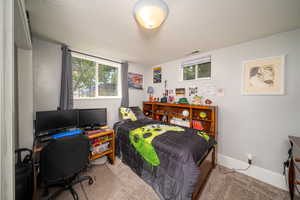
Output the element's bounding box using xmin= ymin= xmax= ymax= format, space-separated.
xmin=78 ymin=108 xmax=107 ymax=128
xmin=35 ymin=110 xmax=78 ymax=135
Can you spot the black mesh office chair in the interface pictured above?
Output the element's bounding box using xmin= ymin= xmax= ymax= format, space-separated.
xmin=40 ymin=134 xmax=94 ymax=200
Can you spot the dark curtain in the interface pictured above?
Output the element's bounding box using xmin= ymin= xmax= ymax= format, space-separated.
xmin=59 ymin=45 xmax=73 ymax=110
xmin=120 ymin=62 xmax=129 ymax=107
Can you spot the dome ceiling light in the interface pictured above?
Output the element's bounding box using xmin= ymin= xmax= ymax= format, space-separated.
xmin=133 ymin=0 xmax=169 ymax=29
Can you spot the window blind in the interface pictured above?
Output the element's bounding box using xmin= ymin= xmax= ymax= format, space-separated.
xmin=182 ymin=56 xmax=211 ymax=67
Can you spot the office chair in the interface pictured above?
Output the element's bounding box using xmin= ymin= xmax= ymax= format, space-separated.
xmin=40 ymin=134 xmax=94 ymax=200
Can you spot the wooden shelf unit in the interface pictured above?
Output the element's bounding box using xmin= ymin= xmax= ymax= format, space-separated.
xmin=143 ymin=102 xmax=217 ymax=138
xmin=86 ymin=129 xmax=115 ymax=164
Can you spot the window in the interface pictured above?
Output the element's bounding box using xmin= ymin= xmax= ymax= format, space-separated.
xmin=182 ymin=56 xmax=211 ymax=80
xmin=72 ymin=53 xmax=121 ymax=99
xmin=183 ymin=65 xmax=196 ymax=80
xmin=197 ymin=62 xmax=211 ymax=79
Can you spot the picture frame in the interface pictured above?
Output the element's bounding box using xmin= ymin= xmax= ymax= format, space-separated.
xmin=128 ymin=72 xmax=143 ymax=90
xmin=176 ymin=88 xmax=185 ymax=96
xmin=153 ymin=67 xmax=162 ymax=83
xmin=242 ymin=55 xmax=285 ymax=95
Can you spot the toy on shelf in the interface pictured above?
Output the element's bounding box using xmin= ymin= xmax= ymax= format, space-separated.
xmin=160 ymin=96 xmax=167 ymax=103
xmin=147 ymin=86 xmax=154 ymax=102
xmin=205 ymin=99 xmax=213 ymax=105
xmin=192 ymin=95 xmax=202 ymax=105
xmin=199 ymin=112 xmax=207 ymax=120
xmin=182 ymin=110 xmax=189 ymax=117
xmin=178 ymin=98 xmax=189 ymax=105
xmin=168 ymin=96 xmax=175 ymax=103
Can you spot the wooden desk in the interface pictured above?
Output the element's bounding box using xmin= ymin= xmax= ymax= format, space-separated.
xmin=32 ymin=129 xmax=115 ymax=200
xmin=33 ymin=129 xmax=115 ymax=164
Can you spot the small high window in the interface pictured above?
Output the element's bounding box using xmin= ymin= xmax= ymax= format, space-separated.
xmin=182 ymin=56 xmax=211 ymax=80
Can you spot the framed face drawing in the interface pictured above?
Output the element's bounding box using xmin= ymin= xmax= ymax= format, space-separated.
xmin=242 ymin=56 xmax=285 ymax=95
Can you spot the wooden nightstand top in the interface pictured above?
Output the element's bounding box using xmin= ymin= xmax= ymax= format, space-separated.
xmin=85 ymin=129 xmax=114 ymax=139
xmin=289 ymin=136 xmax=300 ymax=149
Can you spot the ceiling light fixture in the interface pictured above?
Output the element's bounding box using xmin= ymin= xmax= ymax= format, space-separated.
xmin=133 ymin=0 xmax=169 ymax=29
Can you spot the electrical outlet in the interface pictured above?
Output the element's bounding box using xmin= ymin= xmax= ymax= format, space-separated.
xmin=247 ymin=154 xmax=252 ymax=165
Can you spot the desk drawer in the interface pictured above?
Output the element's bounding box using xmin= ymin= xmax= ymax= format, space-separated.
xmin=294 ymin=160 xmax=300 ymax=172
xmin=293 ymin=146 xmax=300 ymax=163
xmin=294 ymin=159 xmax=300 ymax=188
xmin=295 ymin=163 xmax=300 ymax=180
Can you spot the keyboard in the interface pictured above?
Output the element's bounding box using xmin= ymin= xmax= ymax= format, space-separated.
xmin=51 ymin=129 xmax=83 ymax=139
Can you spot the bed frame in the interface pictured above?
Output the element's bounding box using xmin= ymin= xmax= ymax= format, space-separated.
xmin=192 ymin=146 xmax=216 ymax=200
xmin=143 ymin=102 xmax=218 ymax=199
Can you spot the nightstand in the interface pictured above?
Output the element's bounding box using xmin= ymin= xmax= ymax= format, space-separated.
xmin=289 ymin=136 xmax=300 ymax=200
xmin=85 ymin=129 xmax=115 ymax=165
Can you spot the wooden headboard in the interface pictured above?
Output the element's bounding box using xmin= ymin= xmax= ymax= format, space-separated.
xmin=143 ymin=102 xmax=218 ymax=140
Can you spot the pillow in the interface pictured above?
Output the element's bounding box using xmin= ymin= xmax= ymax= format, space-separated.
xmin=129 ymin=106 xmax=146 ymax=120
xmin=119 ymin=106 xmax=146 ymax=121
xmin=120 ymin=107 xmax=137 ymax=121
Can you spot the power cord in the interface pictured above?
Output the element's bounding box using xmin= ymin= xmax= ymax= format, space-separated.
xmin=219 ymin=164 xmax=251 ymax=174
xmin=219 ymin=159 xmax=252 ymax=174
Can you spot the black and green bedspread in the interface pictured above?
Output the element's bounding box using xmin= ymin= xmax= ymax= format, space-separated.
xmin=113 ymin=118 xmax=215 ymax=200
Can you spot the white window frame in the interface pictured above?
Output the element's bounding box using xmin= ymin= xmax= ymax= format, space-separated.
xmin=72 ymin=52 xmax=122 ymax=100
xmin=181 ymin=56 xmax=212 ymax=81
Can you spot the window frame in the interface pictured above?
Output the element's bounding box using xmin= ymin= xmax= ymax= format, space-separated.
xmin=181 ymin=56 xmax=212 ymax=81
xmin=182 ymin=65 xmax=197 ymax=81
xmin=72 ymin=52 xmax=122 ymax=100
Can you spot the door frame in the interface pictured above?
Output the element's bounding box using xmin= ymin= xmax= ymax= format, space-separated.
xmin=0 ymin=0 xmax=15 ymax=199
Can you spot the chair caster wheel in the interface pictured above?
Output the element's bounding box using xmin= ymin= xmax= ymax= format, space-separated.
xmin=88 ymin=178 xmax=94 ymax=185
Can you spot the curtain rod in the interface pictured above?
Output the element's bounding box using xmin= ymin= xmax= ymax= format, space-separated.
xmin=68 ymin=49 xmax=123 ymax=64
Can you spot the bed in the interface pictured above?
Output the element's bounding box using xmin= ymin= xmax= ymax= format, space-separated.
xmin=113 ymin=114 xmax=217 ymax=200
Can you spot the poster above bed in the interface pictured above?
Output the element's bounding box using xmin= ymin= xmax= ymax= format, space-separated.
xmin=153 ymin=67 xmax=162 ymax=83
xmin=128 ymin=72 xmax=143 ymax=90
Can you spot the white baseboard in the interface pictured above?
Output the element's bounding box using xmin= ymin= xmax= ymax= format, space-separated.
xmin=218 ymin=154 xmax=288 ymax=191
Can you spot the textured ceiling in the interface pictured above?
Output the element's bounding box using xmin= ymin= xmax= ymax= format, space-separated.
xmin=26 ymin=0 xmax=300 ymax=65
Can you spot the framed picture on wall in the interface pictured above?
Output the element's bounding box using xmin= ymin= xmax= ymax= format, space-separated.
xmin=175 ymin=88 xmax=185 ymax=96
xmin=242 ymin=55 xmax=285 ymax=95
xmin=153 ymin=67 xmax=162 ymax=83
xmin=128 ymin=72 xmax=143 ymax=90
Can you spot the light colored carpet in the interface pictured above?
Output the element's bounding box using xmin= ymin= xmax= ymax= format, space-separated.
xmin=53 ymin=159 xmax=290 ymax=200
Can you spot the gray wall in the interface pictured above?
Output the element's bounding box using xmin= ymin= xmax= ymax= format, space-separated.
xmin=17 ymin=48 xmax=34 ymax=149
xmin=32 ymin=37 xmax=147 ymax=127
xmin=144 ymin=29 xmax=300 ymax=174
xmin=33 ymin=37 xmax=62 ymax=112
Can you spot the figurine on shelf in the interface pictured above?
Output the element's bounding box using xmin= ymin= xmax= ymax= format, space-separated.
xmin=144 ymin=111 xmax=150 ymax=116
xmin=182 ymin=110 xmax=189 ymax=117
xmin=178 ymin=98 xmax=189 ymax=105
xmin=149 ymin=96 xmax=154 ymax=102
xmin=192 ymin=95 xmax=202 ymax=105
xmin=160 ymin=96 xmax=167 ymax=103
xmin=199 ymin=112 xmax=207 ymax=120
xmin=147 ymin=86 xmax=154 ymax=102
xmin=168 ymin=96 xmax=175 ymax=103
xmin=205 ymin=99 xmax=213 ymax=105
